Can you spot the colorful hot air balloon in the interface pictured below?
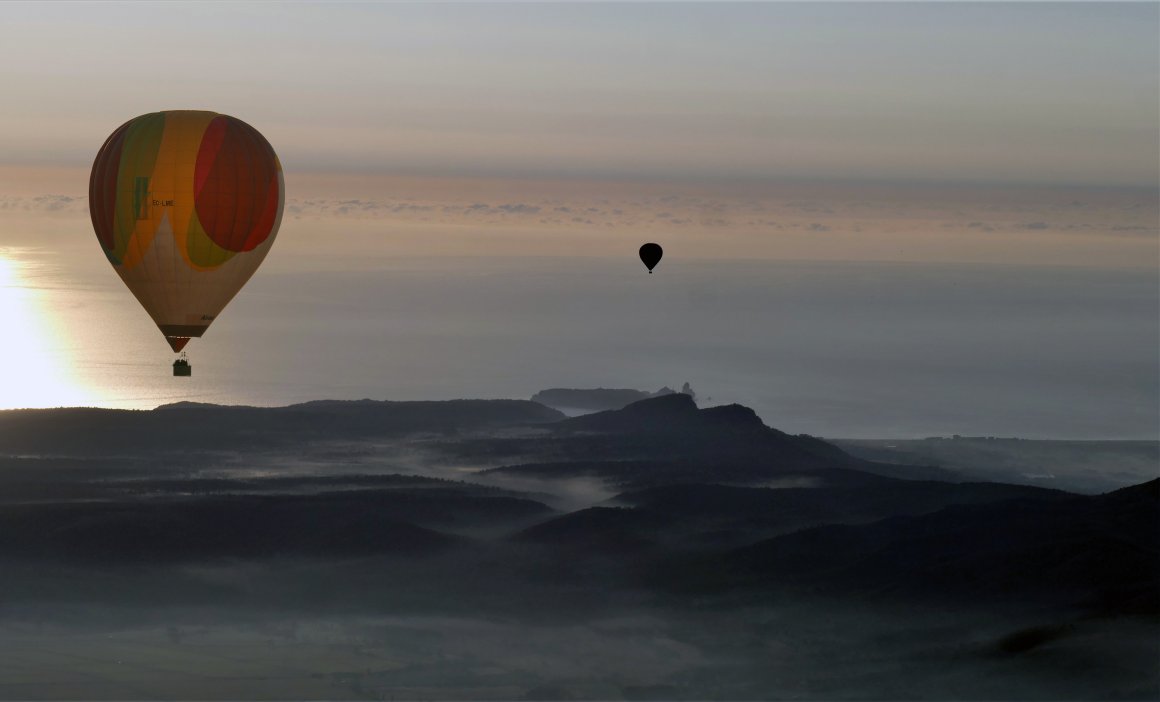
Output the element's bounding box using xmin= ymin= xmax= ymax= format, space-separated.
xmin=88 ymin=110 xmax=284 ymax=360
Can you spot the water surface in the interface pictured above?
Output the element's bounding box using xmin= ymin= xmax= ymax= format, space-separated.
xmin=1 ymin=241 xmax=1155 ymax=439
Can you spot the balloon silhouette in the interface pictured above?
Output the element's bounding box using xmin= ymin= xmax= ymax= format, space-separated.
xmin=639 ymin=243 xmax=663 ymax=273
xmin=89 ymin=111 xmax=284 ymax=356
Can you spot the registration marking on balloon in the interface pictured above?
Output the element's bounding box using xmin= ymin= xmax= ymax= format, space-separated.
xmin=89 ymin=110 xmax=284 ymax=366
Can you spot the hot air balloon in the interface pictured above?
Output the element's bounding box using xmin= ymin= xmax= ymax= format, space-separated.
xmin=88 ymin=111 xmax=284 ymax=375
xmin=639 ymin=242 xmax=663 ymax=273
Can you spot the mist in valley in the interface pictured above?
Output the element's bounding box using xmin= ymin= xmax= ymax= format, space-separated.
xmin=0 ymin=397 xmax=1154 ymax=699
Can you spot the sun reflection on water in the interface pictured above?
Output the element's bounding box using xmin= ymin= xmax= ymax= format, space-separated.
xmin=0 ymin=250 xmax=101 ymax=409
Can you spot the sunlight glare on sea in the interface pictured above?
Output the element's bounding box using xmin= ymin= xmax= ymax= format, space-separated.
xmin=0 ymin=249 xmax=99 ymax=409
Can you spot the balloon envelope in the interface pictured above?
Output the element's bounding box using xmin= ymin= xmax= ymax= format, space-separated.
xmin=89 ymin=110 xmax=284 ymax=352
xmin=639 ymin=242 xmax=663 ymax=272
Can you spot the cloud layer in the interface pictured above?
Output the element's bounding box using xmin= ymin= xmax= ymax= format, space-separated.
xmin=7 ymin=174 xmax=1154 ymax=268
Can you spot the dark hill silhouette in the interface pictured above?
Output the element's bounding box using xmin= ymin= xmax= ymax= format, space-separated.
xmin=458 ymin=394 xmax=954 ymax=484
xmin=0 ymin=494 xmax=468 ymax=563
xmin=548 ymin=394 xmax=857 ymax=470
xmin=510 ymin=479 xmax=1072 ymax=555
xmin=530 ymin=387 xmax=675 ymax=412
xmin=680 ymin=479 xmax=1159 ymax=614
xmin=616 ymin=480 xmax=1070 ymax=530
xmin=0 ymin=482 xmax=558 ymax=563
xmin=1103 ymin=477 xmax=1160 ymax=501
xmin=483 ymin=460 xmax=920 ymax=490
xmin=0 ymin=394 xmax=1153 ymax=699
xmin=2 ymin=394 xmax=1152 ymax=618
xmin=515 ymin=506 xmax=677 ymax=554
xmin=0 ymin=399 xmax=564 ymax=455
xmin=835 ymin=436 xmax=1160 ymax=494
xmin=111 ymin=473 xmax=542 ymax=502
xmin=557 ymin=393 xmax=728 ymax=433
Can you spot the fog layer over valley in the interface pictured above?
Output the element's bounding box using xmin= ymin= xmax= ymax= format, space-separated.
xmin=0 ymin=395 xmax=1155 ymax=699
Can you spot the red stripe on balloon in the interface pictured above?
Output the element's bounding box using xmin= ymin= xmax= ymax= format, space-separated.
xmin=236 ymin=121 xmax=279 ymax=251
xmin=195 ymin=117 xmax=227 ymax=196
xmin=243 ymin=171 xmax=280 ymax=251
xmin=227 ymin=121 xmax=257 ymax=251
xmin=89 ymin=120 xmax=131 ymax=251
xmin=194 ymin=117 xmax=279 ymax=253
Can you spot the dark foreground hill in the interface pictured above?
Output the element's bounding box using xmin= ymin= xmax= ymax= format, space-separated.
xmin=659 ymin=479 xmax=1159 ymax=615
xmin=0 ymin=398 xmax=564 ymax=454
xmin=836 ymin=436 xmax=1160 ymax=493
xmin=0 ymin=394 xmax=1154 ymax=699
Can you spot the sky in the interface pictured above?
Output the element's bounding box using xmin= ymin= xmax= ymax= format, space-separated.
xmin=1 ymin=2 xmax=1156 ymax=265
xmin=0 ymin=2 xmax=1156 ymax=432
xmin=0 ymin=2 xmax=1156 ymax=186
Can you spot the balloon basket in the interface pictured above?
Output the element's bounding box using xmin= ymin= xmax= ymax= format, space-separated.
xmin=173 ymin=354 xmax=192 ymax=377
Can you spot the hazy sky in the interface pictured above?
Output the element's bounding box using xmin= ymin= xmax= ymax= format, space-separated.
xmin=0 ymin=2 xmax=1156 ymax=187
xmin=0 ymin=2 xmax=1156 ymax=267
xmin=0 ymin=2 xmax=1155 ymax=430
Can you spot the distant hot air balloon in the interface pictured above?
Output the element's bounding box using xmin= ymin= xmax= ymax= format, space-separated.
xmin=89 ymin=111 xmax=284 ymax=373
xmin=639 ymin=242 xmax=663 ymax=273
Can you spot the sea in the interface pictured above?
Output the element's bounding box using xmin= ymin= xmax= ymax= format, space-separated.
xmin=1 ymin=242 xmax=1156 ymax=439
